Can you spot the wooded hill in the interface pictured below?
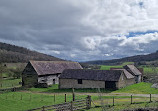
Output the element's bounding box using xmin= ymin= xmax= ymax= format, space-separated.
xmin=84 ymin=51 xmax=158 ymax=65
xmin=0 ymin=42 xmax=63 ymax=63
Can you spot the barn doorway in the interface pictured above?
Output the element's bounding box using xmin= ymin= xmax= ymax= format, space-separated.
xmin=105 ymin=81 xmax=116 ymax=89
xmin=53 ymin=79 xmax=55 ymax=84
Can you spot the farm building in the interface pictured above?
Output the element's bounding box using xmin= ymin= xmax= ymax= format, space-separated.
xmin=59 ymin=69 xmax=135 ymax=89
xmin=22 ymin=61 xmax=83 ymax=87
xmin=123 ymin=65 xmax=142 ymax=83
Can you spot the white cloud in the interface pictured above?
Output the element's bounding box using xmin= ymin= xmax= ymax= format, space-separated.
xmin=0 ymin=0 xmax=158 ymax=61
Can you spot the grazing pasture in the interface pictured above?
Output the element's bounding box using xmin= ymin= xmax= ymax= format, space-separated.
xmin=0 ymin=91 xmax=152 ymax=111
xmin=100 ymin=62 xmax=134 ymax=70
xmin=0 ymin=83 xmax=158 ymax=111
xmin=0 ymin=78 xmax=21 ymax=89
xmin=0 ymin=92 xmax=86 ymax=111
xmin=114 ymin=82 xmax=158 ymax=94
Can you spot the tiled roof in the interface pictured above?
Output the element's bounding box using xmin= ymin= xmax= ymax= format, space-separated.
xmin=30 ymin=61 xmax=83 ymax=75
xmin=110 ymin=68 xmax=135 ymax=79
xmin=125 ymin=65 xmax=142 ymax=75
xmin=60 ymin=69 xmax=123 ymax=81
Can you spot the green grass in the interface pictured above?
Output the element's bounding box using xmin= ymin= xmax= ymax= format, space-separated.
xmin=114 ymin=82 xmax=158 ymax=94
xmin=139 ymin=66 xmax=158 ymax=74
xmin=100 ymin=65 xmax=122 ymax=70
xmin=30 ymin=82 xmax=158 ymax=94
xmin=0 ymin=91 xmax=149 ymax=111
xmin=0 ymin=92 xmax=86 ymax=111
xmin=0 ymin=78 xmax=21 ymax=89
xmin=29 ymin=84 xmax=113 ymax=93
xmin=100 ymin=62 xmax=134 ymax=70
xmin=86 ymin=101 xmax=158 ymax=111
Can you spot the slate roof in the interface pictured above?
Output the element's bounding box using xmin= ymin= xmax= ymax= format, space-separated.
xmin=124 ymin=65 xmax=142 ymax=76
xmin=30 ymin=61 xmax=83 ymax=76
xmin=60 ymin=69 xmax=123 ymax=81
xmin=110 ymin=68 xmax=135 ymax=79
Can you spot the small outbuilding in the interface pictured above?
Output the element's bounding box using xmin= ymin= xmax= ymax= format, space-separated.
xmin=59 ymin=69 xmax=135 ymax=89
xmin=22 ymin=61 xmax=83 ymax=87
xmin=123 ymin=65 xmax=142 ymax=83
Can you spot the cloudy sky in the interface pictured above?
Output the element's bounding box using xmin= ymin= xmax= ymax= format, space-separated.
xmin=0 ymin=0 xmax=158 ymax=61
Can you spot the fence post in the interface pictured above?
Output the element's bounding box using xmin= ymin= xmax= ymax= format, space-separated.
xmin=86 ymin=95 xmax=91 ymax=109
xmin=30 ymin=94 xmax=32 ymax=101
xmin=150 ymin=94 xmax=152 ymax=102
xmin=6 ymin=94 xmax=7 ymax=99
xmin=113 ymin=96 xmax=114 ymax=106
xmin=131 ymin=95 xmax=132 ymax=104
xmin=21 ymin=94 xmax=22 ymax=100
xmin=12 ymin=94 xmax=14 ymax=99
xmin=54 ymin=94 xmax=55 ymax=103
xmin=70 ymin=101 xmax=73 ymax=111
xmin=65 ymin=94 xmax=66 ymax=102
xmin=72 ymin=88 xmax=75 ymax=101
xmin=42 ymin=106 xmax=45 ymax=111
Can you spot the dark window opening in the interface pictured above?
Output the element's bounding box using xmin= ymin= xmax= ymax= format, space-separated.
xmin=105 ymin=81 xmax=116 ymax=89
xmin=53 ymin=79 xmax=55 ymax=84
xmin=78 ymin=79 xmax=82 ymax=84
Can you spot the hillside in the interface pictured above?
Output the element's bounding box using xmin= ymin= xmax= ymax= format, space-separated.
xmin=84 ymin=51 xmax=158 ymax=65
xmin=0 ymin=42 xmax=63 ymax=63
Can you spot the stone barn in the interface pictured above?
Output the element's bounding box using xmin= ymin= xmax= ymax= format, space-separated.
xmin=123 ymin=65 xmax=142 ymax=83
xmin=22 ymin=61 xmax=83 ymax=87
xmin=59 ymin=69 xmax=135 ymax=89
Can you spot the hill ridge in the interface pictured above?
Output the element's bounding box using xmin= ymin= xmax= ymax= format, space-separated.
xmin=0 ymin=42 xmax=63 ymax=63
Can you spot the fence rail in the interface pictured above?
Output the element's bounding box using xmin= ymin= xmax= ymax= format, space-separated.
xmin=28 ymin=95 xmax=91 ymax=111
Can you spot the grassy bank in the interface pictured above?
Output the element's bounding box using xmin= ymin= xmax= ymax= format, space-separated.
xmin=114 ymin=82 xmax=158 ymax=94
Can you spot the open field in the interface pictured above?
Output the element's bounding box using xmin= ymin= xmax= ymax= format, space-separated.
xmin=0 ymin=78 xmax=21 ymax=89
xmin=139 ymin=66 xmax=158 ymax=75
xmin=0 ymin=91 xmax=153 ymax=111
xmin=0 ymin=83 xmax=158 ymax=111
xmin=100 ymin=62 xmax=134 ymax=70
xmin=29 ymin=84 xmax=114 ymax=93
xmin=100 ymin=64 xmax=158 ymax=75
xmin=86 ymin=101 xmax=158 ymax=111
xmin=114 ymin=82 xmax=158 ymax=94
xmin=0 ymin=92 xmax=87 ymax=111
xmin=29 ymin=82 xmax=158 ymax=94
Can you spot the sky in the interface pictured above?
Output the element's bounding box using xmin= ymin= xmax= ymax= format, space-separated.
xmin=0 ymin=0 xmax=158 ymax=61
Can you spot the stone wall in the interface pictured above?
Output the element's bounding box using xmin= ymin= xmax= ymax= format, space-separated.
xmin=38 ymin=74 xmax=59 ymax=85
xmin=59 ymin=79 xmax=105 ymax=89
xmin=117 ymin=73 xmax=135 ymax=89
xmin=22 ymin=62 xmax=38 ymax=87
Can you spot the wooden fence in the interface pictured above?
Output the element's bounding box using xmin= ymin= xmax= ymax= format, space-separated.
xmin=28 ymin=95 xmax=91 ymax=111
xmin=0 ymin=86 xmax=23 ymax=93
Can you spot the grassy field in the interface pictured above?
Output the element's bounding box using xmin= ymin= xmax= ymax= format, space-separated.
xmin=100 ymin=62 xmax=158 ymax=75
xmin=0 ymin=91 xmax=151 ymax=111
xmin=29 ymin=84 xmax=114 ymax=93
xmin=0 ymin=78 xmax=21 ymax=89
xmin=100 ymin=62 xmax=134 ymax=70
xmin=139 ymin=66 xmax=158 ymax=75
xmin=86 ymin=101 xmax=158 ymax=111
xmin=1 ymin=82 xmax=158 ymax=111
xmin=114 ymin=82 xmax=158 ymax=94
xmin=29 ymin=83 xmax=158 ymax=94
xmin=0 ymin=92 xmax=87 ymax=111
